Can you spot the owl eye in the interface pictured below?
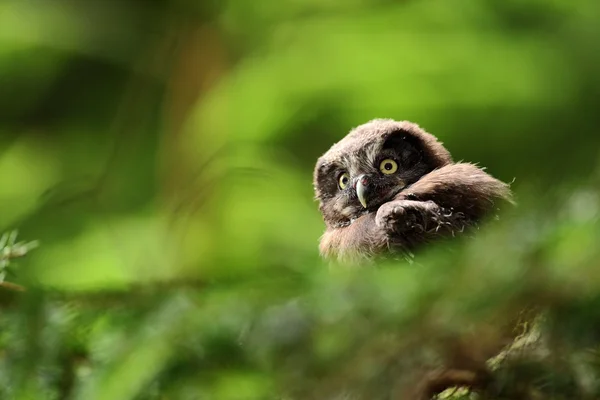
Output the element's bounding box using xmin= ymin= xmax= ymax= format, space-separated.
xmin=379 ymin=159 xmax=398 ymax=174
xmin=338 ymin=172 xmax=350 ymax=189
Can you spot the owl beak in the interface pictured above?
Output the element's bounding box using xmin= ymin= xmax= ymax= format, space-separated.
xmin=355 ymin=175 xmax=369 ymax=208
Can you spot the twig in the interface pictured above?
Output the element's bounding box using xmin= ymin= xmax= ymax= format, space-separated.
xmin=0 ymin=230 xmax=38 ymax=291
xmin=0 ymin=281 xmax=25 ymax=292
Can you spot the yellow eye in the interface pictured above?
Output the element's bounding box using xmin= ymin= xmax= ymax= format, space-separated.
xmin=379 ymin=159 xmax=398 ymax=174
xmin=338 ymin=172 xmax=350 ymax=189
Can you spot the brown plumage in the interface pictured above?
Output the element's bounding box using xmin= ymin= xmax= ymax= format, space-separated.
xmin=313 ymin=119 xmax=513 ymax=263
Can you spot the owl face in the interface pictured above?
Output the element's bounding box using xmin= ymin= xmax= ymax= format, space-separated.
xmin=314 ymin=119 xmax=453 ymax=228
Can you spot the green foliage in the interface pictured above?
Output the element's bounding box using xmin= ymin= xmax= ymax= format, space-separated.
xmin=1 ymin=0 xmax=600 ymax=398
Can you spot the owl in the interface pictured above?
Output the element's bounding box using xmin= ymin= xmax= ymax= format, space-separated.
xmin=313 ymin=119 xmax=513 ymax=263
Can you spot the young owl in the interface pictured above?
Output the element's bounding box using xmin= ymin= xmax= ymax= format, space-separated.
xmin=313 ymin=119 xmax=512 ymax=263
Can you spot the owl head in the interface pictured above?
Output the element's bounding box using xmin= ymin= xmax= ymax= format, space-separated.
xmin=313 ymin=119 xmax=452 ymax=228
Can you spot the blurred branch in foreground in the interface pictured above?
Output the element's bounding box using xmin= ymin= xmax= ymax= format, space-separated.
xmin=0 ymin=231 xmax=38 ymax=291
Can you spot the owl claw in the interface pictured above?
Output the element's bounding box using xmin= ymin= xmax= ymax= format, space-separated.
xmin=376 ymin=202 xmax=410 ymax=233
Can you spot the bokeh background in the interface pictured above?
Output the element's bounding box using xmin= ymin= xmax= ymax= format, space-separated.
xmin=2 ymin=1 xmax=600 ymax=399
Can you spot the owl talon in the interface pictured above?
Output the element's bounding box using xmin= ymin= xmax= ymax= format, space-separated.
xmin=376 ymin=203 xmax=412 ymax=233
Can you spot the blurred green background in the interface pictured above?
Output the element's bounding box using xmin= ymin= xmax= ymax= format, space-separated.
xmin=1 ymin=0 xmax=600 ymax=399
